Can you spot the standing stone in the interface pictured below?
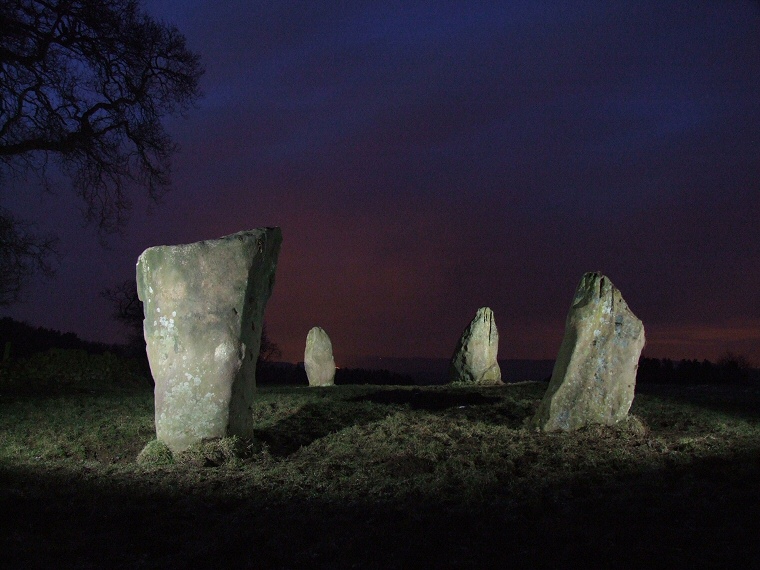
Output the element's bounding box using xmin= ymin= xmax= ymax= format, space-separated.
xmin=532 ymin=272 xmax=645 ymax=432
xmin=449 ymin=307 xmax=502 ymax=385
xmin=136 ymin=228 xmax=282 ymax=453
xmin=304 ymin=327 xmax=336 ymax=386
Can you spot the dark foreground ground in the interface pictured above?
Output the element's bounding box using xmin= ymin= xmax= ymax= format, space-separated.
xmin=1 ymin=358 xmax=759 ymax=568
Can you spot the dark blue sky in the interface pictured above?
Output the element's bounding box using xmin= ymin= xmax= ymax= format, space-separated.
xmin=4 ymin=0 xmax=760 ymax=364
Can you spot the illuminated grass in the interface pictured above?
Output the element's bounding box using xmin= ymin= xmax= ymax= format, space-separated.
xmin=1 ymin=361 xmax=759 ymax=567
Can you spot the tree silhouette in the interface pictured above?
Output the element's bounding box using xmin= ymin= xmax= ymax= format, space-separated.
xmin=0 ymin=0 xmax=203 ymax=301
xmin=258 ymin=322 xmax=282 ymax=363
xmin=0 ymin=208 xmax=58 ymax=305
xmin=101 ymin=279 xmax=143 ymax=334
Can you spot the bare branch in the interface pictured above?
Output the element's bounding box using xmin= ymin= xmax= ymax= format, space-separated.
xmin=0 ymin=0 xmax=203 ymax=231
xmin=0 ymin=0 xmax=203 ymax=301
xmin=0 ymin=208 xmax=60 ymax=306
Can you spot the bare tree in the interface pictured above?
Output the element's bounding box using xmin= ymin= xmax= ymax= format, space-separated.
xmin=0 ymin=207 xmax=58 ymax=306
xmin=101 ymin=278 xmax=143 ymax=333
xmin=0 ymin=0 xmax=203 ymax=301
xmin=258 ymin=322 xmax=282 ymax=363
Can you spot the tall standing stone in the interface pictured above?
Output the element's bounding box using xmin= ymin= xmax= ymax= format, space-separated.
xmin=449 ymin=307 xmax=502 ymax=385
xmin=136 ymin=228 xmax=282 ymax=453
xmin=304 ymin=327 xmax=336 ymax=386
xmin=532 ymin=272 xmax=645 ymax=432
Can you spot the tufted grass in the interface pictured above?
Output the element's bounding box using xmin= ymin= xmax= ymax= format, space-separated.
xmin=1 ymin=355 xmax=759 ymax=568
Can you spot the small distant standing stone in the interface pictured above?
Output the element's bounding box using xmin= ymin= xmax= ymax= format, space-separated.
xmin=531 ymin=272 xmax=645 ymax=432
xmin=304 ymin=327 xmax=336 ymax=386
xmin=449 ymin=307 xmax=503 ymax=385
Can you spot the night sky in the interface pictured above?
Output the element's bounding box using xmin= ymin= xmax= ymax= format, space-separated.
xmin=3 ymin=1 xmax=760 ymax=365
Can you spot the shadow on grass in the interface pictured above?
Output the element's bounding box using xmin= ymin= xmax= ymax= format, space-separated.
xmin=254 ymin=401 xmax=390 ymax=457
xmin=352 ymin=388 xmax=536 ymax=428
xmin=1 ymin=446 xmax=759 ymax=568
xmin=254 ymin=387 xmax=536 ymax=456
xmin=349 ymin=388 xmax=501 ymax=410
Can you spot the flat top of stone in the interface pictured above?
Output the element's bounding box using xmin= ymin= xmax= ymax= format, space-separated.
xmin=142 ymin=228 xmax=281 ymax=252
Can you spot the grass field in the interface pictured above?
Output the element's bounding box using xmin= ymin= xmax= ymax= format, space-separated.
xmin=1 ymin=355 xmax=759 ymax=568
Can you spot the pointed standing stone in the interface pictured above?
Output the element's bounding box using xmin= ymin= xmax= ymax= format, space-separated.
xmin=532 ymin=272 xmax=645 ymax=432
xmin=449 ymin=307 xmax=502 ymax=385
xmin=304 ymin=327 xmax=336 ymax=386
xmin=136 ymin=228 xmax=282 ymax=453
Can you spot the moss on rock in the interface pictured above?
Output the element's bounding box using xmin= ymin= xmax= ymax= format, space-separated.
xmin=174 ymin=436 xmax=258 ymax=467
xmin=136 ymin=439 xmax=174 ymax=465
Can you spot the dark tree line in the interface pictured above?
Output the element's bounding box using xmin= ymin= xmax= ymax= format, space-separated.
xmin=0 ymin=316 xmax=116 ymax=360
xmin=637 ymin=354 xmax=756 ymax=385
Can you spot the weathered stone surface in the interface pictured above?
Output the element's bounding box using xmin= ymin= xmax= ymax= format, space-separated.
xmin=532 ymin=272 xmax=645 ymax=432
xmin=449 ymin=307 xmax=502 ymax=385
xmin=304 ymin=327 xmax=336 ymax=386
xmin=136 ymin=228 xmax=282 ymax=453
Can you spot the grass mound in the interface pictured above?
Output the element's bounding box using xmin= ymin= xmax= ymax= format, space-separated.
xmin=136 ymin=439 xmax=174 ymax=465
xmin=174 ymin=436 xmax=259 ymax=467
xmin=137 ymin=436 xmax=264 ymax=467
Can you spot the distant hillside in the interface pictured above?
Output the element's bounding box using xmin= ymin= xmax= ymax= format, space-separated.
xmin=347 ymin=356 xmax=759 ymax=386
xmin=256 ymin=361 xmax=415 ymax=387
xmin=347 ymin=357 xmax=555 ymax=385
